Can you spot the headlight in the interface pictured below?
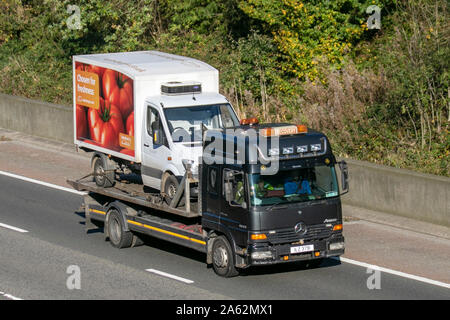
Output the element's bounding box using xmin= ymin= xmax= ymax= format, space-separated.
xmin=251 ymin=251 xmax=273 ymax=260
xmin=268 ymin=148 xmax=279 ymax=156
xmin=297 ymin=145 xmax=308 ymax=153
xmin=310 ymin=144 xmax=321 ymax=152
xmin=329 ymin=242 xmax=345 ymax=251
xmin=282 ymin=147 xmax=294 ymax=155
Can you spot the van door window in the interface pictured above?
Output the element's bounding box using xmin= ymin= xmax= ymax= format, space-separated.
xmin=147 ymin=106 xmax=167 ymax=146
xmin=219 ymin=104 xmax=237 ymax=128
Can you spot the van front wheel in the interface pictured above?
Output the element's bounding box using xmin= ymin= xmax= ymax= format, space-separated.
xmin=92 ymin=155 xmax=115 ymax=188
xmin=163 ymin=174 xmax=185 ymax=207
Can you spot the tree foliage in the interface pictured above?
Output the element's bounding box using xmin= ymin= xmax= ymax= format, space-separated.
xmin=239 ymin=0 xmax=390 ymax=82
xmin=0 ymin=0 xmax=448 ymax=175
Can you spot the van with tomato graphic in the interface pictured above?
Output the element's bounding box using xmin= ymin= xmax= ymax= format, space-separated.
xmin=73 ymin=51 xmax=240 ymax=202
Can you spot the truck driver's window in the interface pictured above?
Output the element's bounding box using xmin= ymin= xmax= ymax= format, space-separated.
xmin=233 ymin=173 xmax=245 ymax=205
xmin=223 ymin=169 xmax=245 ymax=207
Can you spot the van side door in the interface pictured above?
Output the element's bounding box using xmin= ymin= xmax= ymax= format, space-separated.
xmin=141 ymin=104 xmax=171 ymax=190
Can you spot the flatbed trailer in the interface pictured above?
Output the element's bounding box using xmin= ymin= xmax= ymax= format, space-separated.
xmin=67 ymin=168 xmax=207 ymax=253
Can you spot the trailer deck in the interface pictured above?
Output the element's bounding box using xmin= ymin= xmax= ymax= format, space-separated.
xmin=67 ymin=174 xmax=200 ymax=218
xmin=67 ymin=176 xmax=207 ymax=253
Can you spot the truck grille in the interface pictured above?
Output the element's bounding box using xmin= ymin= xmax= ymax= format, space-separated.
xmin=267 ymin=224 xmax=332 ymax=244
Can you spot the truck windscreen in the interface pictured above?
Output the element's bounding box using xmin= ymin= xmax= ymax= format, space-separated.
xmin=249 ymin=164 xmax=339 ymax=206
xmin=164 ymin=104 xmax=239 ymax=142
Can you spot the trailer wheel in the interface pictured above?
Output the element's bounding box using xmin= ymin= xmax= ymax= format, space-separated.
xmin=107 ymin=209 xmax=132 ymax=249
xmin=92 ymin=155 xmax=115 ymax=188
xmin=212 ymin=236 xmax=239 ymax=278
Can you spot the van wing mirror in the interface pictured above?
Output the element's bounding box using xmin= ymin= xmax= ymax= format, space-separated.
xmin=338 ymin=160 xmax=349 ymax=195
xmin=153 ymin=128 xmax=168 ymax=146
xmin=153 ymin=128 xmax=162 ymax=145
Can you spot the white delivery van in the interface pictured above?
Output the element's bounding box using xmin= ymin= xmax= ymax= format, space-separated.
xmin=73 ymin=51 xmax=240 ymax=201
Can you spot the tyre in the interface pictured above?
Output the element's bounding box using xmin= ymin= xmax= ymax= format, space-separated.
xmin=212 ymin=236 xmax=239 ymax=278
xmin=163 ymin=174 xmax=185 ymax=207
xmin=107 ymin=209 xmax=133 ymax=249
xmin=92 ymin=155 xmax=115 ymax=188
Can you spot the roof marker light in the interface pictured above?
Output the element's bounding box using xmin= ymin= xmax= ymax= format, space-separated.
xmin=296 ymin=125 xmax=308 ymax=133
xmin=260 ymin=124 xmax=307 ymax=137
xmin=240 ymin=117 xmax=259 ymax=125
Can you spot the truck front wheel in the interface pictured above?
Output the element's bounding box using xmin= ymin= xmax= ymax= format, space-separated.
xmin=212 ymin=236 xmax=239 ymax=278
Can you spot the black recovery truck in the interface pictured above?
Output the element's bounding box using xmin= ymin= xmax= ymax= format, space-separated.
xmin=67 ymin=121 xmax=349 ymax=277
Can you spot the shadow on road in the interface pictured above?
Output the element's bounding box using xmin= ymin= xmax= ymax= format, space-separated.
xmin=72 ymin=208 xmax=343 ymax=276
xmin=239 ymin=257 xmax=342 ymax=277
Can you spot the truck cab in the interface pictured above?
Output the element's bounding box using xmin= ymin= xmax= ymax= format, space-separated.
xmin=201 ymin=122 xmax=347 ymax=272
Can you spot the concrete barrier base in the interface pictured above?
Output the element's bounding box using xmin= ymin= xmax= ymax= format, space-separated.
xmin=0 ymin=93 xmax=72 ymax=143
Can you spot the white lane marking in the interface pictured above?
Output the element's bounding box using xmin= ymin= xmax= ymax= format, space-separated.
xmin=0 ymin=222 xmax=28 ymax=233
xmin=335 ymin=257 xmax=450 ymax=289
xmin=0 ymin=170 xmax=86 ymax=196
xmin=146 ymin=269 xmax=194 ymax=284
xmin=0 ymin=291 xmax=23 ymax=300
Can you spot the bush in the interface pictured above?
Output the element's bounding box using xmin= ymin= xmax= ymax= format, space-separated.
xmin=238 ymin=0 xmax=384 ymax=81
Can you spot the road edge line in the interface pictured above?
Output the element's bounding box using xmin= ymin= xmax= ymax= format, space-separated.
xmin=0 ymin=223 xmax=28 ymax=233
xmin=0 ymin=170 xmax=86 ymax=196
xmin=334 ymin=257 xmax=450 ymax=289
xmin=145 ymin=269 xmax=194 ymax=284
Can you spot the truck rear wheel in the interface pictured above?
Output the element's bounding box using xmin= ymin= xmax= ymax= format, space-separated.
xmin=107 ymin=209 xmax=133 ymax=249
xmin=212 ymin=236 xmax=239 ymax=278
xmin=92 ymin=155 xmax=115 ymax=188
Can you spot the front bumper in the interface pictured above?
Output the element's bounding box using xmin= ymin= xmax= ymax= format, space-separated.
xmin=245 ymin=235 xmax=345 ymax=267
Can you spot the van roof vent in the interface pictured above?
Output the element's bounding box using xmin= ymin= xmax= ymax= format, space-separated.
xmin=161 ymin=81 xmax=202 ymax=95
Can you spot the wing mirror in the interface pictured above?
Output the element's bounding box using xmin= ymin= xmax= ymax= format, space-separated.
xmin=338 ymin=160 xmax=349 ymax=195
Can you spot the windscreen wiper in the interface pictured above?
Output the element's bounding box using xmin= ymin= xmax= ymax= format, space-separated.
xmin=266 ymin=198 xmax=286 ymax=211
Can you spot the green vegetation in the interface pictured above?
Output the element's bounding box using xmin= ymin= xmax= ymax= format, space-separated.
xmin=0 ymin=0 xmax=448 ymax=176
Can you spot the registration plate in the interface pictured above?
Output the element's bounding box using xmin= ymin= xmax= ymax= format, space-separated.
xmin=290 ymin=244 xmax=314 ymax=254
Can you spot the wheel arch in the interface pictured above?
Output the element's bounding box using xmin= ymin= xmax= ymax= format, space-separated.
xmin=159 ymin=165 xmax=182 ymax=191
xmin=206 ymin=228 xmax=239 ymax=266
xmin=105 ymin=201 xmax=132 ymax=233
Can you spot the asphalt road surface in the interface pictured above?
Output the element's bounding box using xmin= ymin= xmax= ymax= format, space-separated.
xmin=0 ymin=174 xmax=449 ymax=300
